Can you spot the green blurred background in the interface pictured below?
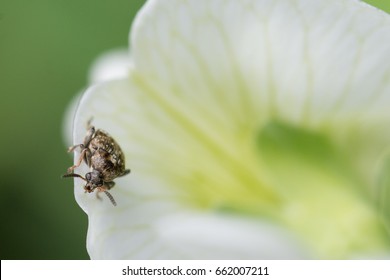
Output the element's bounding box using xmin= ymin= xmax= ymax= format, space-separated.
xmin=0 ymin=0 xmax=145 ymax=259
xmin=0 ymin=0 xmax=389 ymax=260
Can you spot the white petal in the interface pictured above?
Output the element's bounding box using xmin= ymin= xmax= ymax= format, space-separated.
xmin=132 ymin=0 xmax=390 ymax=123
xmin=88 ymin=49 xmax=130 ymax=84
xmin=132 ymin=0 xmax=390 ymax=183
xmin=63 ymin=49 xmax=130 ymax=147
xmin=154 ymin=212 xmax=310 ymax=259
xmin=72 ymin=80 xmax=308 ymax=259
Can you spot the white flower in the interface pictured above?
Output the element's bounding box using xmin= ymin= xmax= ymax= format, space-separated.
xmin=68 ymin=0 xmax=390 ymax=259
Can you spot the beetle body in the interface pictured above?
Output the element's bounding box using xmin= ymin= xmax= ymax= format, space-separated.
xmin=88 ymin=130 xmax=127 ymax=182
xmin=63 ymin=120 xmax=130 ymax=206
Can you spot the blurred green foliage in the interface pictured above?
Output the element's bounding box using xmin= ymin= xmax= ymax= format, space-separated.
xmin=0 ymin=0 xmax=145 ymax=259
xmin=365 ymin=0 xmax=390 ymax=12
xmin=0 ymin=0 xmax=388 ymax=260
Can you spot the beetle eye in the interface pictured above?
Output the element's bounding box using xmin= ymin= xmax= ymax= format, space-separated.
xmin=85 ymin=173 xmax=91 ymax=181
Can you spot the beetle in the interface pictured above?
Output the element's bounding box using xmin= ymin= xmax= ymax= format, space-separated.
xmin=63 ymin=119 xmax=130 ymax=206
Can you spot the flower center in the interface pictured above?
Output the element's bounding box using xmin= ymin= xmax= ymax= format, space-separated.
xmin=189 ymin=120 xmax=390 ymax=258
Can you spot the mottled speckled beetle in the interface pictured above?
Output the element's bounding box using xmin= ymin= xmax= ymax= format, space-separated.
xmin=63 ymin=119 xmax=130 ymax=206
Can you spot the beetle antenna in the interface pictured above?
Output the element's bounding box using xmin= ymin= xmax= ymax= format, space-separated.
xmin=62 ymin=173 xmax=87 ymax=181
xmin=104 ymin=191 xmax=117 ymax=206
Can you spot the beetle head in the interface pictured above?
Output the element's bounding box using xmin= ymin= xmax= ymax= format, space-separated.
xmin=84 ymin=170 xmax=104 ymax=193
xmin=62 ymin=170 xmax=103 ymax=193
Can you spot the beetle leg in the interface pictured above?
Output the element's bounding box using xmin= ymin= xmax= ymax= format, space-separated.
xmin=83 ymin=148 xmax=92 ymax=167
xmin=83 ymin=126 xmax=95 ymax=148
xmin=119 ymin=169 xmax=131 ymax=177
xmin=68 ymin=120 xmax=95 ymax=153
xmin=105 ymin=181 xmax=116 ymax=190
xmin=67 ymin=148 xmax=89 ymax=173
xmin=67 ymin=143 xmax=83 ymax=153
